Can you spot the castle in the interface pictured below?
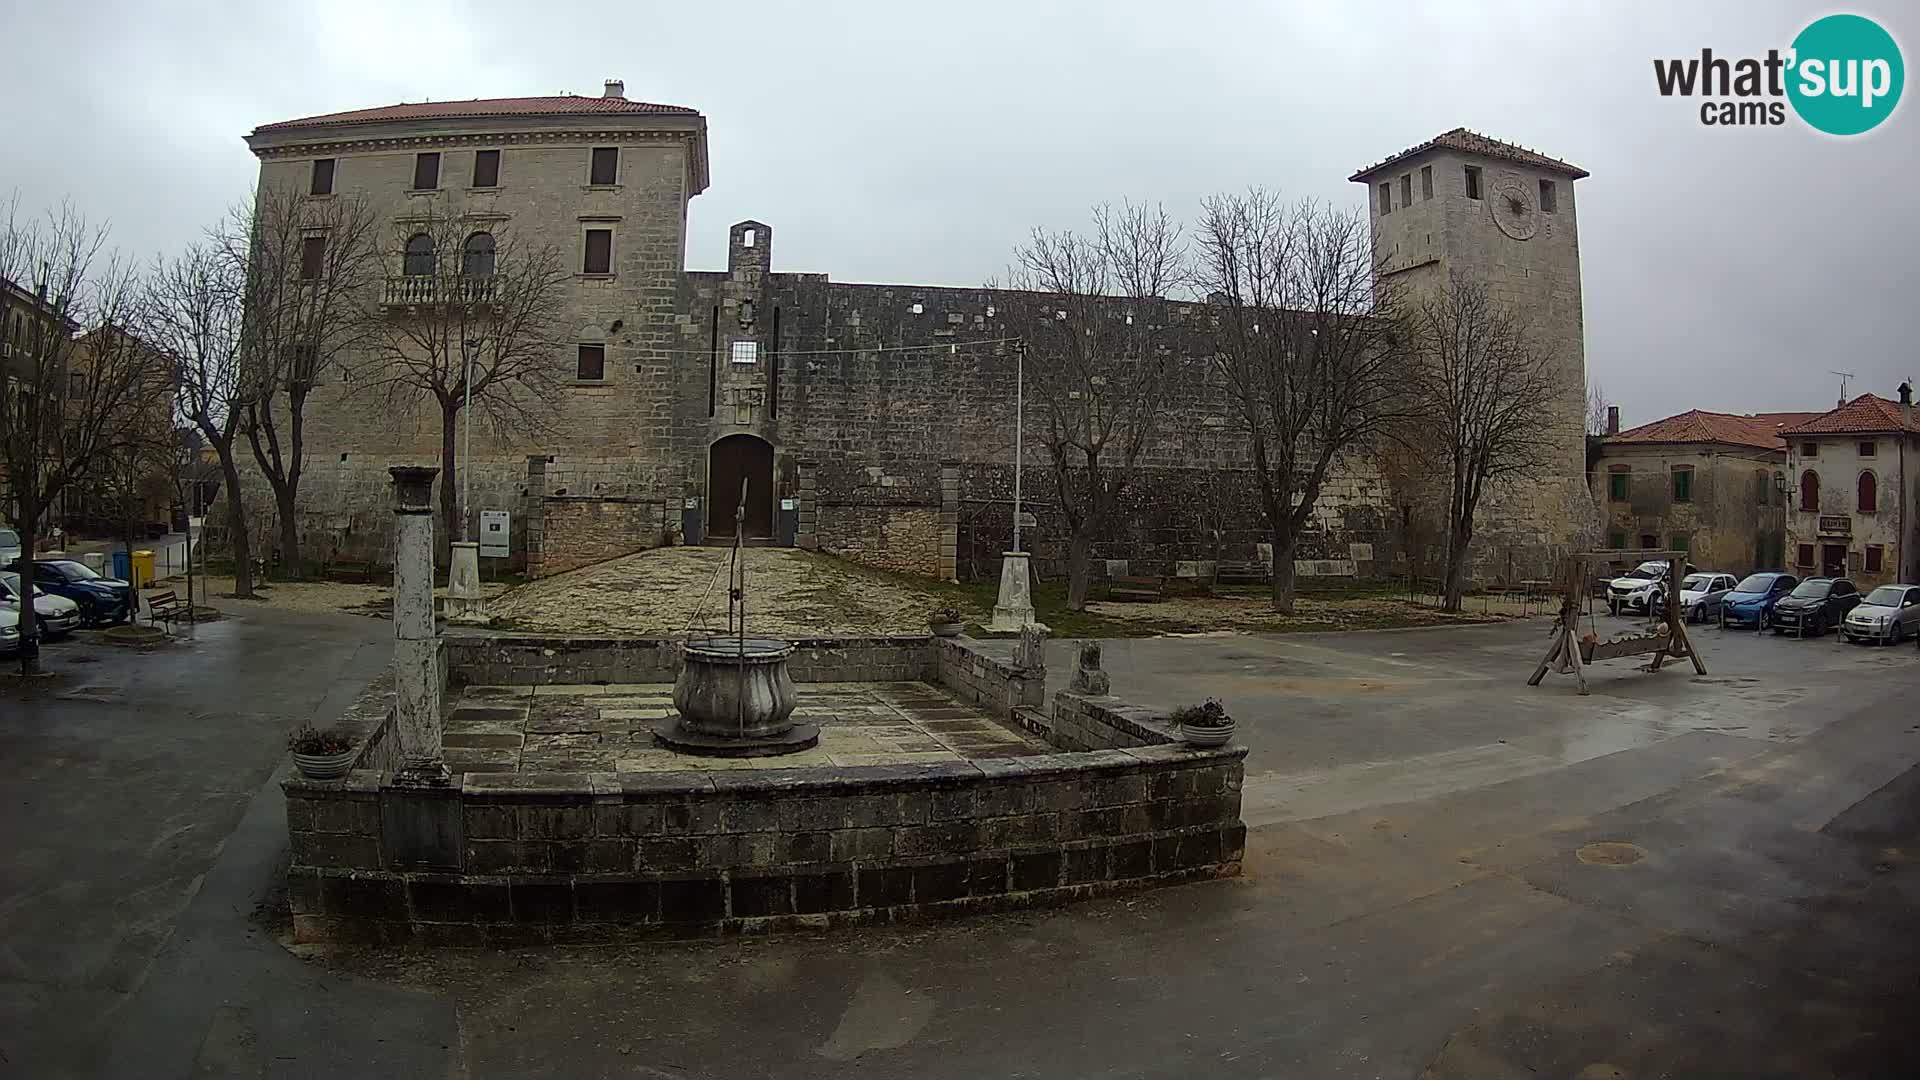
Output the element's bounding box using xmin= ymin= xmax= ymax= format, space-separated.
xmin=244 ymin=83 xmax=1597 ymax=582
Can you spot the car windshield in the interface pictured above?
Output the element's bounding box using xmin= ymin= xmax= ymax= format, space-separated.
xmin=1865 ymin=586 xmax=1906 ymax=606
xmin=0 ymin=572 xmax=35 ymax=600
xmin=0 ymin=528 xmax=19 ymax=547
xmin=1789 ymin=580 xmax=1832 ymax=599
xmin=1733 ymin=574 xmax=1778 ymax=593
xmin=1623 ymin=567 xmax=1659 ymax=580
xmin=50 ymin=560 xmax=100 ymax=581
xmin=1682 ymin=574 xmax=1713 ymax=591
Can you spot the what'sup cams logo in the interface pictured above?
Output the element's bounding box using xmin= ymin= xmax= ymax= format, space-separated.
xmin=1654 ymin=13 xmax=1904 ymax=134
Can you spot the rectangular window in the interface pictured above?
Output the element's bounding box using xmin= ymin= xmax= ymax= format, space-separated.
xmin=472 ymin=149 xmax=500 ymax=188
xmin=730 ymin=340 xmax=759 ymax=365
xmin=1796 ymin=543 xmax=1815 ymax=567
xmin=590 ymin=147 xmax=619 ymax=186
xmin=1858 ymin=440 xmax=1876 ymax=457
xmin=576 ymin=345 xmax=605 ymax=381
xmin=1608 ymin=468 xmax=1629 ymax=502
xmin=1608 ymin=530 xmax=1626 ymax=549
xmin=300 ymin=236 xmax=326 ymax=280
xmin=1539 ymin=178 xmax=1557 ymax=212
xmin=1670 ymin=534 xmax=1689 ymax=553
xmin=310 ymin=158 xmax=335 ymax=196
xmin=1378 ymin=183 xmax=1391 ymax=215
xmin=1801 ymin=441 xmax=1818 ymax=457
xmin=1671 ymin=466 xmax=1692 ymax=503
xmin=582 ymin=229 xmax=612 ymax=274
xmin=1639 ymin=534 xmax=1657 ymax=550
xmin=1421 ymin=165 xmax=1433 ymax=200
xmin=1464 ymin=165 xmax=1482 ymax=200
xmin=412 ymin=152 xmax=440 ymax=191
xmin=1865 ymin=544 xmax=1884 ymax=573
xmin=1400 ymin=174 xmax=1412 ymax=207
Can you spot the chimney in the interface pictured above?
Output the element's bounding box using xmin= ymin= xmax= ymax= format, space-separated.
xmin=1900 ymin=380 xmax=1913 ymax=408
xmin=602 ymin=79 xmax=625 ymax=100
xmin=1605 ymin=405 xmax=1620 ymax=435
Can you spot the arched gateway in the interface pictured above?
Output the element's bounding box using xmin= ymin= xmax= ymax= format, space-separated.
xmin=708 ymin=433 xmax=774 ymax=538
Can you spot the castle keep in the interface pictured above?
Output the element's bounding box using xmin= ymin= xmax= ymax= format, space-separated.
xmin=246 ymin=86 xmax=1596 ymax=582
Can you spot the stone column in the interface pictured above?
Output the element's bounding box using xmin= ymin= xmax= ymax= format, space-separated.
xmin=390 ymin=466 xmax=448 ymax=788
xmin=524 ymin=455 xmax=548 ymax=578
xmin=938 ymin=462 xmax=960 ymax=583
xmin=446 ymin=540 xmax=485 ymax=623
xmin=990 ymin=551 xmax=1035 ymax=631
xmin=795 ymin=461 xmax=819 ymax=551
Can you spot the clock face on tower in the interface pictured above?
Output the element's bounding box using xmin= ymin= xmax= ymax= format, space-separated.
xmin=1489 ymin=176 xmax=1538 ymax=240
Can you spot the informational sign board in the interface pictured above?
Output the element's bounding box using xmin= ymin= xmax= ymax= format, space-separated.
xmin=1015 ymin=511 xmax=1038 ymax=529
xmin=479 ymin=510 xmax=511 ymax=558
xmin=780 ymin=498 xmax=797 ymax=511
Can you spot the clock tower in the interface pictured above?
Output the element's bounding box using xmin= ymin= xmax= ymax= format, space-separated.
xmin=1350 ymin=127 xmax=1599 ymax=578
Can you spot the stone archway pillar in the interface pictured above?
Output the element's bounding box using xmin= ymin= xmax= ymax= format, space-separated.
xmin=390 ymin=466 xmax=448 ymax=787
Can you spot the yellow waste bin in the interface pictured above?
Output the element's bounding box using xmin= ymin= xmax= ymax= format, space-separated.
xmin=131 ymin=549 xmax=156 ymax=589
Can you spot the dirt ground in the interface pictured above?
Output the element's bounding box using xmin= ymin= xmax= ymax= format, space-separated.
xmin=488 ymin=548 xmax=963 ymax=637
xmin=157 ymin=573 xmax=512 ymax=617
xmin=1081 ymin=592 xmax=1512 ymax=633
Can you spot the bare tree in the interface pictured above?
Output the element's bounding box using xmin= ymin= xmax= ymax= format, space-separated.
xmin=355 ymin=205 xmax=571 ymax=563
xmin=995 ymin=202 xmax=1189 ymax=610
xmin=1404 ymin=270 xmax=1564 ymax=612
xmin=1586 ymin=379 xmax=1613 ymax=437
xmin=144 ymin=241 xmax=259 ymax=600
xmin=223 ymin=187 xmax=382 ymax=576
xmin=0 ymin=197 xmax=159 ymax=673
xmin=1196 ymin=191 xmax=1410 ymax=613
xmin=92 ymin=365 xmax=177 ymax=571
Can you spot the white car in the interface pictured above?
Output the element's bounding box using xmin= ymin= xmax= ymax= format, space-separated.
xmin=1841 ymin=584 xmax=1920 ymax=645
xmin=0 ymin=527 xmax=20 ymax=567
xmin=1606 ymin=560 xmax=1697 ymax=616
xmin=0 ymin=606 xmax=18 ymax=655
xmin=0 ymin=570 xmax=82 ymax=638
xmin=1675 ymin=573 xmax=1739 ymax=623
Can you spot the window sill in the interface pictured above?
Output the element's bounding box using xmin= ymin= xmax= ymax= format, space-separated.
xmin=406 ymin=188 xmax=441 ymax=196
xmin=467 ymin=185 xmax=503 ymax=194
xmin=307 ymin=192 xmax=336 ymax=200
xmin=582 ymin=184 xmax=622 ymax=193
xmin=577 ymin=273 xmax=616 ymax=282
xmin=571 ymin=379 xmax=609 ymax=387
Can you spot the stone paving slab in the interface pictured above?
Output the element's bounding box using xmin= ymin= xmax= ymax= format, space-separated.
xmin=443 ymin=681 xmax=1051 ymax=774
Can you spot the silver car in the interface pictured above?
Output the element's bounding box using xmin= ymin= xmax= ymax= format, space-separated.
xmin=0 ymin=570 xmax=82 ymax=638
xmin=1841 ymin=584 xmax=1920 ymax=645
xmin=1675 ymin=572 xmax=1739 ymax=623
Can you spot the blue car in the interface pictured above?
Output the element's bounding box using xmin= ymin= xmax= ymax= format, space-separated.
xmin=1719 ymin=572 xmax=1798 ymax=630
xmin=12 ymin=559 xmax=135 ymax=627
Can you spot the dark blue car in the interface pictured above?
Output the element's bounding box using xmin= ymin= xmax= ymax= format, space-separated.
xmin=14 ymin=559 xmax=135 ymax=627
xmin=1719 ymin=572 xmax=1798 ymax=630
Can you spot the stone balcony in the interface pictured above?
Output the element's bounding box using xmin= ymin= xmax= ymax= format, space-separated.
xmin=381 ymin=274 xmax=498 ymax=307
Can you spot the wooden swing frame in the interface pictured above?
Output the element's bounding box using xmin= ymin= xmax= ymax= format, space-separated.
xmin=1527 ymin=549 xmax=1708 ymax=695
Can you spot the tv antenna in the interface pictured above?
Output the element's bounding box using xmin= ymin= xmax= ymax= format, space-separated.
xmin=1830 ymin=370 xmax=1856 ymax=404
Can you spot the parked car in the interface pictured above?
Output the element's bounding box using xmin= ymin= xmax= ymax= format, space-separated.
xmin=1720 ymin=572 xmax=1798 ymax=629
xmin=1607 ymin=560 xmax=1698 ymax=616
xmin=1672 ymin=572 xmax=1739 ymax=623
xmin=0 ymin=527 xmax=20 ymax=567
xmin=1841 ymin=584 xmax=1920 ymax=645
xmin=1770 ymin=577 xmax=1862 ymax=636
xmin=0 ymin=606 xmax=18 ymax=655
xmin=7 ymin=559 xmax=134 ymax=627
xmin=0 ymin=571 xmax=82 ymax=639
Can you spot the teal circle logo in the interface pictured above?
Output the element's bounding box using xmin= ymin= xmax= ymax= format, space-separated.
xmin=1788 ymin=14 xmax=1904 ymax=135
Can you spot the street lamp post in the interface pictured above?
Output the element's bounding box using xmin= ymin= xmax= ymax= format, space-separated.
xmin=1012 ymin=340 xmax=1024 ymax=555
xmin=991 ymin=340 xmax=1036 ymax=631
xmin=460 ymin=337 xmax=478 ymax=542
xmin=446 ymin=338 xmax=486 ymax=623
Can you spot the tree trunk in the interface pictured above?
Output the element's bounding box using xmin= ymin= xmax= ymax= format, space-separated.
xmin=439 ymin=400 xmax=460 ymax=567
xmin=1269 ymin=533 xmax=1298 ymax=614
xmin=217 ymin=449 xmax=255 ymax=599
xmin=275 ymin=486 xmax=301 ymax=581
xmin=1065 ymin=531 xmax=1093 ymax=612
xmin=1442 ymin=524 xmax=1474 ymax=612
xmin=16 ymin=512 xmax=40 ymax=676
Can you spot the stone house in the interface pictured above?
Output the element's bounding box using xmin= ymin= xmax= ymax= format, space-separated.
xmin=1590 ymin=408 xmax=1821 ymax=573
xmin=244 ymin=90 xmax=1596 ymax=584
xmin=1781 ymin=389 xmax=1920 ymax=587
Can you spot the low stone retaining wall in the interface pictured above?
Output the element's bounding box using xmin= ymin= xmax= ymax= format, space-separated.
xmin=935 ymin=635 xmax=1043 ymax=719
xmin=441 ymin=633 xmax=937 ymax=687
xmin=1036 ymin=691 xmax=1176 ymax=751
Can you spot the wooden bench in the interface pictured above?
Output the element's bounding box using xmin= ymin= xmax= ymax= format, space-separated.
xmin=327 ymin=558 xmax=379 ymax=584
xmin=1212 ymin=561 xmax=1269 ymax=587
xmin=146 ymin=589 xmax=186 ymax=628
xmin=1104 ymin=575 xmax=1167 ymax=602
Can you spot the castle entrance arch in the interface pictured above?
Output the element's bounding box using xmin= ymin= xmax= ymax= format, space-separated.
xmin=708 ymin=434 xmax=775 ymax=539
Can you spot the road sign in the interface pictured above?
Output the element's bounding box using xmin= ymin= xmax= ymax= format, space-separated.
xmin=479 ymin=510 xmax=511 ymax=558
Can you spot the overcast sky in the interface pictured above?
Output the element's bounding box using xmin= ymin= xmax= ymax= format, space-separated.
xmin=5 ymin=1 xmax=1914 ymax=425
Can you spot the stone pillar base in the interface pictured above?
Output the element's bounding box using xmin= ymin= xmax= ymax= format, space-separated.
xmin=446 ymin=541 xmax=488 ymax=624
xmin=990 ymin=551 xmax=1036 ymax=632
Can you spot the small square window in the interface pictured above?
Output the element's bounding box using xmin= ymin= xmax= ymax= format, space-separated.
xmin=590 ymin=147 xmax=619 ymax=186
xmin=576 ymin=344 xmax=605 ymax=381
xmin=1464 ymin=165 xmax=1482 ymax=200
xmin=310 ymin=158 xmax=335 ymax=196
xmin=1378 ymin=183 xmax=1392 ymax=215
xmin=1671 ymin=466 xmax=1692 ymax=503
xmin=582 ymin=229 xmax=612 ymax=275
xmin=1801 ymin=441 xmax=1818 ymax=457
xmin=412 ymin=152 xmax=440 ymax=191
xmin=472 ymin=149 xmax=500 ymax=188
xmin=1858 ymin=440 xmax=1876 ymax=457
xmin=1639 ymin=534 xmax=1657 ymax=550
xmin=730 ymin=341 xmax=759 ymax=365
xmin=1865 ymin=544 xmax=1884 ymax=573
xmin=1608 ymin=530 xmax=1626 ymax=549
xmin=300 ymin=236 xmax=326 ymax=281
xmin=1796 ymin=543 xmax=1815 ymax=567
xmin=1420 ymin=165 xmax=1433 ymax=200
xmin=1670 ymin=534 xmax=1689 ymax=553
xmin=1539 ymin=179 xmax=1557 ymax=212
xmin=1400 ymin=174 xmax=1412 ymax=207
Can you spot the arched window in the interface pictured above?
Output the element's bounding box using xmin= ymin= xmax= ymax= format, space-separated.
xmin=1799 ymin=469 xmax=1820 ymax=512
xmin=462 ymin=232 xmax=495 ymax=277
xmin=403 ymin=233 xmax=436 ymax=277
xmin=1858 ymin=470 xmax=1878 ymax=513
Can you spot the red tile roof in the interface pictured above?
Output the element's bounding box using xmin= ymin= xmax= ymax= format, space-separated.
xmin=253 ymin=95 xmax=698 ymax=134
xmin=1350 ymin=127 xmax=1589 ymax=182
xmin=1781 ymin=393 xmax=1920 ymax=436
xmin=1605 ymin=409 xmax=1824 ymax=451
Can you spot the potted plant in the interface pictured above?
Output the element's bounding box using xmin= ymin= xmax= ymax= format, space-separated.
xmin=927 ymin=606 xmax=966 ymax=638
xmin=1169 ymin=698 xmax=1236 ymax=747
xmin=288 ymin=724 xmax=357 ymax=780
